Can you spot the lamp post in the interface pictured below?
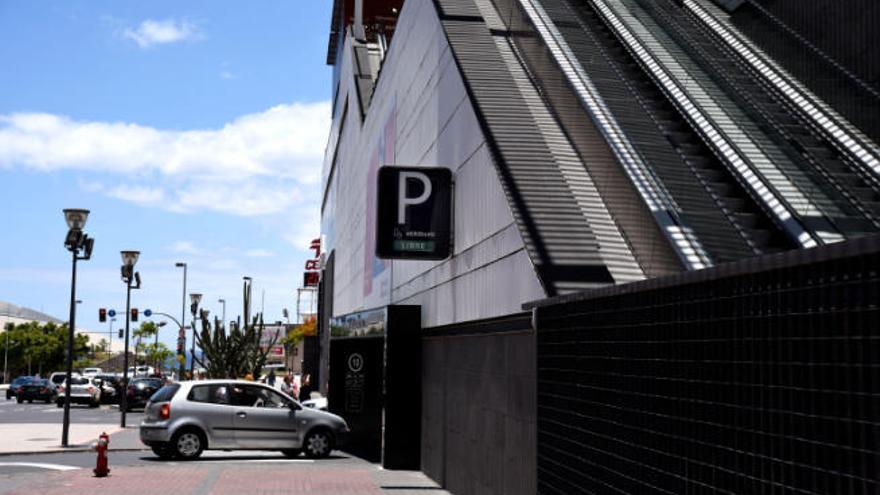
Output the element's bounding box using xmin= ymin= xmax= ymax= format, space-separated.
xmin=61 ymin=208 xmax=93 ymax=448
xmin=175 ymin=263 xmax=187 ymax=378
xmin=108 ymin=317 xmax=116 ymax=355
xmin=120 ymin=250 xmax=141 ymax=428
xmin=3 ymin=327 xmax=13 ymax=385
xmin=218 ymin=298 xmax=226 ymax=328
xmin=188 ymin=293 xmax=202 ymax=378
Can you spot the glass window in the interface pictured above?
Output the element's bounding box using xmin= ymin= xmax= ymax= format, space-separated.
xmin=150 ymin=384 xmax=180 ymax=403
xmin=231 ymin=385 xmax=290 ymax=408
xmin=188 ymin=384 xmax=230 ymax=405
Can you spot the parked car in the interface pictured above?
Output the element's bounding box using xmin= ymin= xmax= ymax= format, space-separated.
xmin=139 ymin=380 xmax=350 ymax=460
xmin=94 ymin=374 xmax=121 ymax=404
xmin=6 ymin=376 xmax=34 ymax=400
xmin=56 ymin=376 xmax=102 ymax=408
xmin=125 ymin=377 xmax=164 ymax=411
xmin=17 ymin=379 xmax=58 ymax=404
xmin=82 ymin=367 xmax=103 ymax=376
xmin=301 ymin=396 xmax=328 ymax=411
xmin=48 ymin=371 xmax=81 ymax=392
xmin=127 ymin=366 xmax=155 ymax=378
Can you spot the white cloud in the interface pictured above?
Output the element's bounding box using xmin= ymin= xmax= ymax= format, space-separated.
xmin=220 ymin=71 xmax=236 ymax=80
xmin=107 ymin=184 xmax=165 ymax=205
xmin=123 ymin=19 xmax=202 ymax=48
xmin=245 ymin=249 xmax=275 ymax=258
xmin=170 ymin=241 xmax=201 ymax=255
xmin=0 ymin=101 xmax=330 ymax=223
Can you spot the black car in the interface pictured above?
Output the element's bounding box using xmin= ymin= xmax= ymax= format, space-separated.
xmin=125 ymin=378 xmax=164 ymax=411
xmin=6 ymin=376 xmax=34 ymax=400
xmin=17 ymin=379 xmax=58 ymax=404
xmin=95 ymin=374 xmax=122 ymax=404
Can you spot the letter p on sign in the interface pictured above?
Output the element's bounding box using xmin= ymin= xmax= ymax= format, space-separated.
xmin=398 ymin=172 xmax=432 ymax=224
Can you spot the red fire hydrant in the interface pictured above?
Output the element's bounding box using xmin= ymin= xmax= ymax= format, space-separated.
xmin=93 ymin=431 xmax=110 ymax=477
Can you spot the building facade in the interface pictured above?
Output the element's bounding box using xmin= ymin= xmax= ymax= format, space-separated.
xmin=319 ymin=0 xmax=880 ymax=493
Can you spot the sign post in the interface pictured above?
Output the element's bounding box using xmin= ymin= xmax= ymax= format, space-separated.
xmin=376 ymin=166 xmax=452 ymax=260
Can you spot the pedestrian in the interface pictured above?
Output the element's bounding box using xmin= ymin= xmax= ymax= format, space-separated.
xmin=292 ymin=374 xmax=301 ymax=400
xmin=299 ymin=373 xmax=311 ymax=402
xmin=268 ymin=369 xmax=276 ymax=387
xmin=281 ymin=375 xmax=293 ymax=396
xmin=244 ymin=372 xmax=254 ymax=381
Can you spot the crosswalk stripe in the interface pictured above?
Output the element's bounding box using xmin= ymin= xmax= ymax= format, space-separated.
xmin=0 ymin=462 xmax=80 ymax=471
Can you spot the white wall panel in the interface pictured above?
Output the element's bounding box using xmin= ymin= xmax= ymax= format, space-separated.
xmin=322 ymin=0 xmax=547 ymax=326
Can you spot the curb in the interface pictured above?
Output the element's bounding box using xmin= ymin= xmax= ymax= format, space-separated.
xmin=0 ymin=447 xmax=149 ymax=456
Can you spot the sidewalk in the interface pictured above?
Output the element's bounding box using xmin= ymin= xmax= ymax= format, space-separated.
xmin=0 ymin=424 xmax=143 ymax=455
xmin=1 ymin=453 xmax=451 ymax=495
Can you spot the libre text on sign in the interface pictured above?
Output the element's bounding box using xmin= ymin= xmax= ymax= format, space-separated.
xmin=376 ymin=166 xmax=452 ymax=260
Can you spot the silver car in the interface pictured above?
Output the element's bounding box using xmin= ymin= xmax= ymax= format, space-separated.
xmin=139 ymin=380 xmax=349 ymax=460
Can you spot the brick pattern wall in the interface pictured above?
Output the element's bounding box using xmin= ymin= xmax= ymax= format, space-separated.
xmin=535 ymin=239 xmax=880 ymax=494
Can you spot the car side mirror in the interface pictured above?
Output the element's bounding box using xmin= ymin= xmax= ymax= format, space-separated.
xmin=288 ymin=402 xmax=300 ymax=411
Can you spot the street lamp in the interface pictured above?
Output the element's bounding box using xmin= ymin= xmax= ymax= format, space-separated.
xmin=3 ymin=326 xmax=13 ymax=385
xmin=175 ymin=262 xmax=187 ymax=378
xmin=189 ymin=293 xmax=202 ymax=377
xmin=108 ymin=317 xmax=116 ymax=355
xmin=120 ymin=250 xmax=141 ymax=428
xmin=61 ymin=208 xmax=93 ymax=448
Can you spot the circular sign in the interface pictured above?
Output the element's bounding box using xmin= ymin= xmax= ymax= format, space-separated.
xmin=144 ymin=309 xmax=152 ymax=317
xmin=108 ymin=309 xmax=116 ymax=318
xmin=347 ymin=353 xmax=364 ymax=373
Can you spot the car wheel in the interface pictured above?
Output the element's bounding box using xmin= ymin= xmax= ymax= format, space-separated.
xmin=151 ymin=444 xmax=176 ymax=460
xmin=56 ymin=400 xmax=63 ymax=408
xmin=303 ymin=429 xmax=333 ymax=459
xmin=44 ymin=398 xmax=51 ymax=404
xmin=280 ymin=449 xmax=301 ymax=458
xmin=27 ymin=399 xmax=33 ymax=403
xmin=16 ymin=397 xmax=22 ymax=404
xmin=171 ymin=429 xmax=205 ymax=460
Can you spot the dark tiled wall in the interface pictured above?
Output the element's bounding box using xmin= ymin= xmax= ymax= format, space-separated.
xmin=422 ymin=329 xmax=536 ymax=495
xmin=535 ymin=239 xmax=880 ymax=493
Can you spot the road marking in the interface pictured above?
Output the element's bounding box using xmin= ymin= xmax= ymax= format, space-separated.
xmin=0 ymin=462 xmax=80 ymax=471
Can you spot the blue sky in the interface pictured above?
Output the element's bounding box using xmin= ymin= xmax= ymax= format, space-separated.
xmin=0 ymin=1 xmax=331 ymax=349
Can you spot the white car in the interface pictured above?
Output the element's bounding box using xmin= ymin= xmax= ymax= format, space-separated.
xmin=128 ymin=366 xmax=155 ymax=377
xmin=82 ymin=367 xmax=103 ymax=376
xmin=48 ymin=371 xmax=81 ymax=392
xmin=56 ymin=376 xmax=102 ymax=408
xmin=302 ymin=396 xmax=328 ymax=411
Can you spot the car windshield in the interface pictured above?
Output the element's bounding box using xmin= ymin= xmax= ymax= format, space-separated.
xmin=13 ymin=377 xmax=33 ymax=385
xmin=150 ymin=384 xmax=180 ymax=403
xmin=134 ymin=379 xmax=162 ymax=388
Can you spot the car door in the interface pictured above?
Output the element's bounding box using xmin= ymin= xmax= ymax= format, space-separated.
xmin=231 ymin=384 xmax=299 ymax=449
xmin=183 ymin=383 xmax=236 ymax=448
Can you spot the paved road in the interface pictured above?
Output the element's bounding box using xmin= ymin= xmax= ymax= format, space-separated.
xmin=0 ymin=398 xmax=143 ymax=424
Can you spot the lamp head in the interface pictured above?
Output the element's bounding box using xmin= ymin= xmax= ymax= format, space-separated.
xmin=120 ymin=250 xmax=140 ymax=268
xmin=63 ymin=209 xmax=90 ymax=231
xmin=189 ymin=293 xmax=202 ymax=305
xmin=157 ymin=321 xmax=167 ymax=327
xmin=175 ymin=262 xmax=186 ymax=268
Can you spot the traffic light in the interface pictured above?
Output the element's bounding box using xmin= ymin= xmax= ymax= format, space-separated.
xmin=99 ymin=308 xmax=107 ymax=322
xmin=118 ymin=329 xmax=123 ymax=339
xmin=131 ymin=308 xmax=138 ymax=322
